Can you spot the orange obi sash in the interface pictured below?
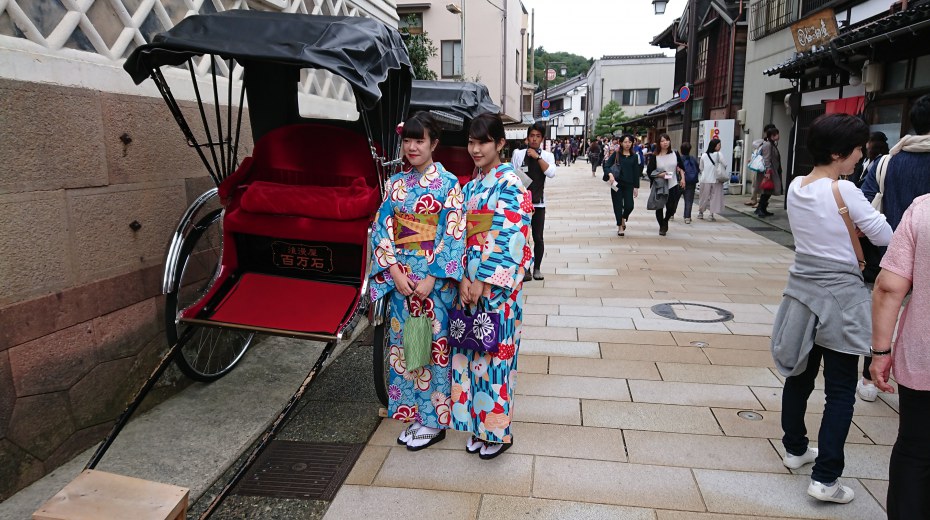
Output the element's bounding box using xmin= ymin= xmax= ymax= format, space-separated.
xmin=466 ymin=211 xmax=494 ymax=248
xmin=393 ymin=211 xmax=439 ymax=251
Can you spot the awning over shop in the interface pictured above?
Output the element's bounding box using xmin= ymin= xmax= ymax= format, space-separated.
xmin=505 ymin=126 xmax=529 ymax=140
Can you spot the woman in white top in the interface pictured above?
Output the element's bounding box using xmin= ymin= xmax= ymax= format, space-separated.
xmin=646 ymin=133 xmax=685 ymax=236
xmin=774 ymin=113 xmax=892 ymax=505
xmin=698 ymin=138 xmax=726 ymax=221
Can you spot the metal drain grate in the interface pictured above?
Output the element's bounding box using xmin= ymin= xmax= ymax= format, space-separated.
xmin=234 ymin=441 xmax=364 ymax=501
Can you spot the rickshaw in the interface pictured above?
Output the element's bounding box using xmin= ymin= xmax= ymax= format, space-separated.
xmin=84 ymin=10 xmax=411 ymax=518
xmin=370 ymin=79 xmax=499 ymax=406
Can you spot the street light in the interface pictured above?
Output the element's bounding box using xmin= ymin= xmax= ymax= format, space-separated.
xmin=446 ymin=3 xmax=465 ymax=78
xmin=652 ymin=0 xmax=668 ymax=15
xmin=656 ymin=0 xmax=696 ymax=143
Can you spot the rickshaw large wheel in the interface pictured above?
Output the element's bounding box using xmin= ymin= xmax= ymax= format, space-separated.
xmin=165 ymin=209 xmax=254 ymax=382
xmin=372 ymin=302 xmax=391 ymax=407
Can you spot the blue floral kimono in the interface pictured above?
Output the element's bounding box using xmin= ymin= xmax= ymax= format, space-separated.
xmin=450 ymin=162 xmax=533 ymax=443
xmin=369 ymin=162 xmax=465 ymax=429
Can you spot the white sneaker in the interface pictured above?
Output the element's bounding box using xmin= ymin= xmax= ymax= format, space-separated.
xmin=783 ymin=447 xmax=818 ymax=469
xmin=808 ymin=479 xmax=855 ymax=504
xmin=684 ymin=218 xmax=692 ymax=224
xmin=856 ymin=379 xmax=878 ymax=402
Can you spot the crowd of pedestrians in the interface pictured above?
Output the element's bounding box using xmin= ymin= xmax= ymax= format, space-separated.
xmin=373 ymin=98 xmax=930 ymax=516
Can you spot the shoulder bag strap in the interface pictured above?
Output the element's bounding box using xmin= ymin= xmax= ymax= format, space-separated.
xmin=831 ymin=180 xmax=866 ymax=271
xmin=876 ymin=154 xmax=890 ymax=194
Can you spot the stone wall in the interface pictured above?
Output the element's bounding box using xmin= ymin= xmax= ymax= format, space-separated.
xmin=0 ymin=77 xmax=252 ymax=499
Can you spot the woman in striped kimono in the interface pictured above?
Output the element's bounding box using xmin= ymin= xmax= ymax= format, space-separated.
xmin=451 ymin=113 xmax=533 ymax=460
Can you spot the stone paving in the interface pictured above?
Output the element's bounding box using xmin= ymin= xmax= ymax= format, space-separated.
xmin=326 ymin=161 xmax=897 ymax=519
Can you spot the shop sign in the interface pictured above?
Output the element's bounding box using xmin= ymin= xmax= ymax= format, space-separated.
xmin=791 ymin=8 xmax=839 ymax=53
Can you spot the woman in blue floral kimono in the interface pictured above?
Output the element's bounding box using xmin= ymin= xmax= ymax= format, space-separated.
xmin=451 ymin=113 xmax=534 ymax=460
xmin=369 ymin=112 xmax=466 ymax=451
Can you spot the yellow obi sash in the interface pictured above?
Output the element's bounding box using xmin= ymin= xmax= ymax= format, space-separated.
xmin=466 ymin=211 xmax=494 ymax=248
xmin=394 ymin=211 xmax=439 ymax=251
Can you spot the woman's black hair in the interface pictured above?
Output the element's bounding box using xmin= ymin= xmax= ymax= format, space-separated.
xmin=869 ymin=139 xmax=890 ymax=161
xmin=910 ymin=94 xmax=930 ymax=135
xmin=468 ymin=112 xmax=506 ymax=144
xmin=705 ymin=138 xmax=722 ymax=155
xmin=680 ymin=141 xmax=692 ymax=155
xmin=656 ymin=133 xmax=673 ymax=155
xmin=765 ymin=126 xmax=780 ymax=141
xmin=806 ymin=113 xmax=869 ymax=166
xmin=402 ymin=111 xmax=441 ymax=142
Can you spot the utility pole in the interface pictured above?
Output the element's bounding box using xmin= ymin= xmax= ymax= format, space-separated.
xmin=682 ymin=0 xmax=698 ymax=144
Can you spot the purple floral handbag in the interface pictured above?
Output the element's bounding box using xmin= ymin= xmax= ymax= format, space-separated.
xmin=448 ymin=303 xmax=500 ymax=353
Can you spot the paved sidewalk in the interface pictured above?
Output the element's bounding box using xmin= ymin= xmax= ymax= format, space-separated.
xmin=326 ymin=162 xmax=896 ymax=519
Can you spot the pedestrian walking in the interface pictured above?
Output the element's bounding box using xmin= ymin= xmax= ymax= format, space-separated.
xmin=679 ymin=142 xmax=700 ymax=224
xmin=852 ymin=132 xmax=889 ymax=187
xmin=453 ymin=112 xmax=533 ymax=459
xmin=570 ymin=139 xmax=579 ymax=164
xmin=553 ymin=141 xmax=563 ymax=166
xmin=858 ymin=95 xmax=930 ymax=403
xmin=604 ymin=134 xmax=642 ymax=236
xmin=746 ymin=123 xmax=777 ymax=208
xmin=369 ymin=112 xmax=466 ymax=451
xmin=870 ymin=194 xmax=930 ymax=519
xmin=588 ymin=138 xmax=601 ymax=177
xmin=511 ymin=122 xmax=556 ymax=282
xmin=697 ymin=138 xmax=726 ymax=221
xmin=770 ymin=113 xmax=892 ymax=504
xmin=646 ymin=133 xmax=685 ymax=236
xmin=755 ymin=126 xmax=783 ymax=217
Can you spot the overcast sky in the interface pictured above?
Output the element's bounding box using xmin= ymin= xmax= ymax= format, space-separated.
xmin=520 ymin=0 xmax=688 ymax=59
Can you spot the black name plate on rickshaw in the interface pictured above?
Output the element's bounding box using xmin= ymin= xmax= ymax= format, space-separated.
xmin=271 ymin=241 xmax=334 ymax=273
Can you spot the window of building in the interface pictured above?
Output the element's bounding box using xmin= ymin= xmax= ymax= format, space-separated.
xmin=441 ymin=40 xmax=462 ymax=78
xmin=399 ymin=13 xmax=423 ymax=36
xmin=750 ymin=0 xmax=800 ymax=41
xmin=884 ymin=60 xmax=908 ymax=92
xmin=523 ymin=94 xmax=533 ymax=113
xmin=914 ymin=55 xmax=930 ymax=88
xmin=612 ymin=89 xmax=658 ymax=106
xmin=696 ymin=36 xmax=709 ymax=81
xmin=580 ymin=96 xmax=586 ymax=110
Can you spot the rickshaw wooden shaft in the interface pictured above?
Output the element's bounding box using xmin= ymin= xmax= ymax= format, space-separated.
xmin=85 ymin=326 xmax=196 ymax=471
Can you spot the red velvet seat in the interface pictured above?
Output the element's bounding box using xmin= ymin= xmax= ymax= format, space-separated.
xmin=182 ymin=123 xmax=381 ymax=339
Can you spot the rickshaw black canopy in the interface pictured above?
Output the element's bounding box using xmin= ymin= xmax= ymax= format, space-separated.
xmin=123 ymin=10 xmax=412 ymax=112
xmin=409 ymin=80 xmax=500 ymax=122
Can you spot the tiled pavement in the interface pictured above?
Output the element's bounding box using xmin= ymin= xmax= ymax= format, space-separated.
xmin=326 ymin=161 xmax=896 ymax=519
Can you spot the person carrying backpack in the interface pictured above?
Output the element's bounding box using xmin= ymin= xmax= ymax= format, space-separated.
xmin=679 ymin=142 xmax=700 ymax=224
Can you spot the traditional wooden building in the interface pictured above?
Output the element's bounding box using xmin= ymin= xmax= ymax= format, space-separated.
xmin=765 ymin=0 xmax=930 ymax=180
xmin=628 ymin=0 xmax=748 ymax=145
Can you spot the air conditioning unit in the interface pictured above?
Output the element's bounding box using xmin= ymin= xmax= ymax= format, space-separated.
xmin=863 ymin=61 xmax=884 ymax=93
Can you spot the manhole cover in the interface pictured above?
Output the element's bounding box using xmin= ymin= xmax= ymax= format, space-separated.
xmin=650 ymin=303 xmax=734 ymax=323
xmin=690 ymin=341 xmax=709 ymax=348
xmin=234 ymin=441 xmax=364 ymax=501
xmin=737 ymin=411 xmax=763 ymax=421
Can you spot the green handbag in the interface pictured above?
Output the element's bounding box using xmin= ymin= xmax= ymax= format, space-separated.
xmin=403 ymin=297 xmax=432 ymax=372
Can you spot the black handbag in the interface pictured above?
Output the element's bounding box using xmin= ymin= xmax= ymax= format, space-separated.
xmin=859 ymin=238 xmax=884 ymax=284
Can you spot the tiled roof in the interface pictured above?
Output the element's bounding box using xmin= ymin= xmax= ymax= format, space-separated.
xmin=765 ymin=1 xmax=930 ymax=77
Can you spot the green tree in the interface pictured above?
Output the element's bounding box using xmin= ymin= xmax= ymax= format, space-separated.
xmin=594 ymin=100 xmax=629 ymax=137
xmin=400 ymin=16 xmax=437 ymax=80
xmin=531 ymin=47 xmax=594 ymax=90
